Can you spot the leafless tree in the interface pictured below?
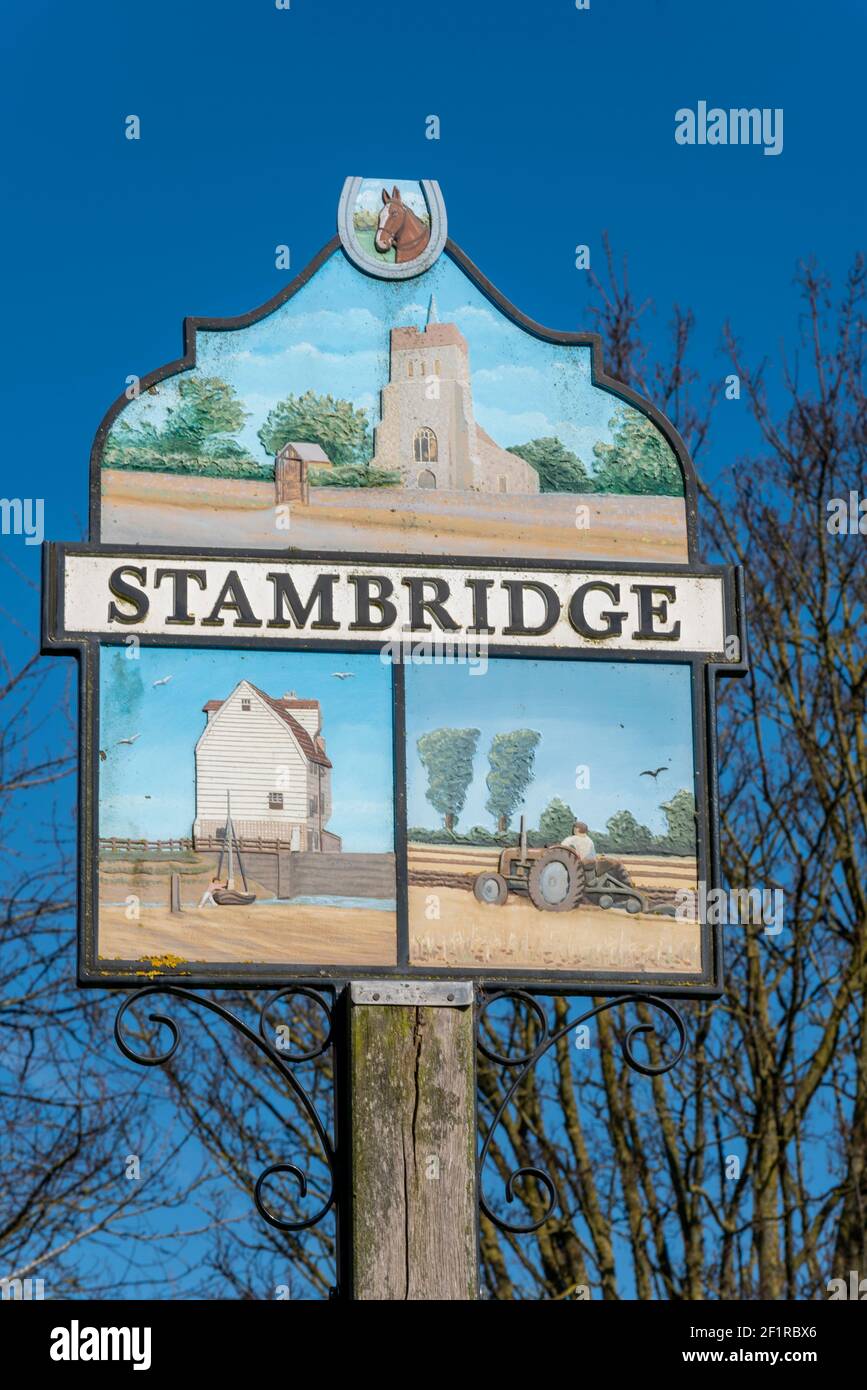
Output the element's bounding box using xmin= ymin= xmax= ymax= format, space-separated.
xmin=0 ymin=572 xmax=219 ymax=1298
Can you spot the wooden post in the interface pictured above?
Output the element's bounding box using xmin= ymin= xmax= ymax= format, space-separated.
xmin=347 ymin=982 xmax=478 ymax=1301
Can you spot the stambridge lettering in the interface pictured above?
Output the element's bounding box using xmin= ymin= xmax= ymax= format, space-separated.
xmin=104 ymin=563 xmax=682 ymax=644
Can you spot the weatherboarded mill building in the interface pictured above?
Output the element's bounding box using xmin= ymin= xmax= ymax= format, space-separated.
xmin=193 ymin=680 xmax=340 ymax=851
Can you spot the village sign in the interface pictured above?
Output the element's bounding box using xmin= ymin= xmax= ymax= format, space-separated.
xmin=43 ymin=175 xmax=746 ymax=996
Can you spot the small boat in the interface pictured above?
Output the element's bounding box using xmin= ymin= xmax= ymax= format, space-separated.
xmin=214 ymin=791 xmax=257 ymax=906
xmin=213 ymin=888 xmax=256 ymax=907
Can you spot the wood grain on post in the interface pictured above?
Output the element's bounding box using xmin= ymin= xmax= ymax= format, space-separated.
xmin=349 ymin=993 xmax=478 ymax=1300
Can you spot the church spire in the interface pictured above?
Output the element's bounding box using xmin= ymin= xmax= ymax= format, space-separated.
xmin=426 ymin=293 xmax=439 ymax=327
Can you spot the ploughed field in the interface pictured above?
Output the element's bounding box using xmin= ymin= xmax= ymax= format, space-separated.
xmin=407 ymin=843 xmax=700 ymax=973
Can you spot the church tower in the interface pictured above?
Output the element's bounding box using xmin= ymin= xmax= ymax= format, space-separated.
xmin=371 ymin=297 xmax=539 ymax=494
xmin=371 ymin=295 xmax=477 ymax=489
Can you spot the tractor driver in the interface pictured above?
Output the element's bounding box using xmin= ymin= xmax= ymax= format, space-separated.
xmin=561 ymin=820 xmax=597 ymax=871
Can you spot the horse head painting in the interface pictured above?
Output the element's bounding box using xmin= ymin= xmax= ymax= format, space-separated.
xmin=374 ymin=186 xmax=431 ymax=264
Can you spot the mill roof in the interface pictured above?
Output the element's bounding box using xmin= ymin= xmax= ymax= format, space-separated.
xmin=202 ymin=686 xmax=332 ymax=768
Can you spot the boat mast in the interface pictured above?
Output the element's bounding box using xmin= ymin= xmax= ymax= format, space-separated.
xmin=226 ymin=789 xmax=235 ymax=890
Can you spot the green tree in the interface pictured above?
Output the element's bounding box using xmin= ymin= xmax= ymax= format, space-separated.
xmin=507 ymin=437 xmax=592 ymax=493
xmin=659 ymin=788 xmax=696 ymax=853
xmin=485 ymin=730 xmax=541 ymax=832
xmin=539 ymin=796 xmax=576 ymax=842
xmin=103 ymin=375 xmax=254 ymax=473
xmin=416 ymin=727 xmax=480 ymax=831
xmin=258 ymin=390 xmax=372 ymax=467
xmin=604 ymin=808 xmax=656 ymax=852
xmin=592 ymin=405 xmax=682 ymax=496
xmin=159 ymin=376 xmax=249 ymax=457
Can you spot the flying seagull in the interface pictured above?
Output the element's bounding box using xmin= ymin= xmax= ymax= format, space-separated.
xmin=640 ymin=766 xmax=668 ymax=780
xmin=331 ymin=672 xmax=355 ymax=680
xmin=99 ymin=749 xmax=107 ymax=761
xmin=152 ymin=675 xmax=173 ymax=687
xmin=116 ymin=733 xmax=142 ymax=746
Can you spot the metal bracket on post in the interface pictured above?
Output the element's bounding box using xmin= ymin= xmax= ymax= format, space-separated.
xmin=350 ymin=980 xmax=473 ymax=1007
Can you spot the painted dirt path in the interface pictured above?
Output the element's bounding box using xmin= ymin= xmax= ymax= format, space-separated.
xmin=101 ymin=471 xmax=689 ymax=562
xmin=99 ymin=901 xmax=398 ymax=967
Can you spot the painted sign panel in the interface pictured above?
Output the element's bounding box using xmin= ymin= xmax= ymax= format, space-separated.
xmin=404 ymin=659 xmax=702 ymax=976
xmin=44 ymin=174 xmax=745 ymax=993
xmin=97 ymin=647 xmax=398 ymax=972
xmin=93 ymin=226 xmax=692 ymax=569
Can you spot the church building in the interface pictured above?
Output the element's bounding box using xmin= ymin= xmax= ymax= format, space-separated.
xmin=371 ymin=298 xmax=539 ymax=494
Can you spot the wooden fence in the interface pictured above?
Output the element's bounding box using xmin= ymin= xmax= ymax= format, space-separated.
xmin=100 ymin=836 xmax=194 ymax=854
xmin=99 ymin=832 xmax=343 ymax=855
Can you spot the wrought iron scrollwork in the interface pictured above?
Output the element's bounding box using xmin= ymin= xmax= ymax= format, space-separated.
xmin=114 ymin=984 xmax=337 ymax=1232
xmin=476 ymin=990 xmax=687 ymax=1235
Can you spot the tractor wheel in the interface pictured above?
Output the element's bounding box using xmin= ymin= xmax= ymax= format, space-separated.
xmin=624 ymin=895 xmax=644 ymax=914
xmin=598 ymin=893 xmax=614 ymax=910
xmin=473 ymin=871 xmax=508 ymax=906
xmin=528 ymin=849 xmax=585 ymax=912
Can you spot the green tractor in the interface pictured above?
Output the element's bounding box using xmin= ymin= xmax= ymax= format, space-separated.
xmin=472 ymin=816 xmax=648 ymax=915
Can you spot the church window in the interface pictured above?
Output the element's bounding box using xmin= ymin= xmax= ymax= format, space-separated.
xmin=498 ymin=476 xmax=508 ymax=493
xmin=434 ymin=359 xmax=440 ymax=375
xmin=408 ymin=361 xmax=413 ymax=377
xmin=413 ymin=426 xmax=438 ymax=464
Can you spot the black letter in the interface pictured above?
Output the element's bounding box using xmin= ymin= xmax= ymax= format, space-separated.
xmin=630 ymin=584 xmax=681 ymax=641
xmin=465 ymin=578 xmax=495 ymax=634
xmin=154 ymin=568 xmax=206 ymax=625
xmin=349 ymin=575 xmax=398 ymax=630
xmin=107 ymin=565 xmax=148 ymax=625
xmin=201 ymin=571 xmax=261 ymax=628
xmin=501 ymin=580 xmax=560 ymax=636
xmin=568 ymin=581 xmax=627 ymax=638
xmin=402 ymin=577 xmax=460 ymax=632
xmin=267 ymin=572 xmax=339 ymax=629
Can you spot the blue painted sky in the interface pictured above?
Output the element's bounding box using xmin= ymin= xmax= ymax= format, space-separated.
xmin=112 ymin=249 xmax=644 ymax=472
xmin=98 ymin=647 xmax=394 ymax=851
xmin=405 ymin=658 xmax=695 ymax=836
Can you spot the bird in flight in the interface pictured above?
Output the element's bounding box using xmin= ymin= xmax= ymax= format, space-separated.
xmin=152 ymin=675 xmax=173 ymax=687
xmin=640 ymin=766 xmax=669 ymax=780
xmin=99 ymin=749 xmax=107 ymax=762
xmin=116 ymin=733 xmax=142 ymax=746
xmin=331 ymin=672 xmax=355 ymax=680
